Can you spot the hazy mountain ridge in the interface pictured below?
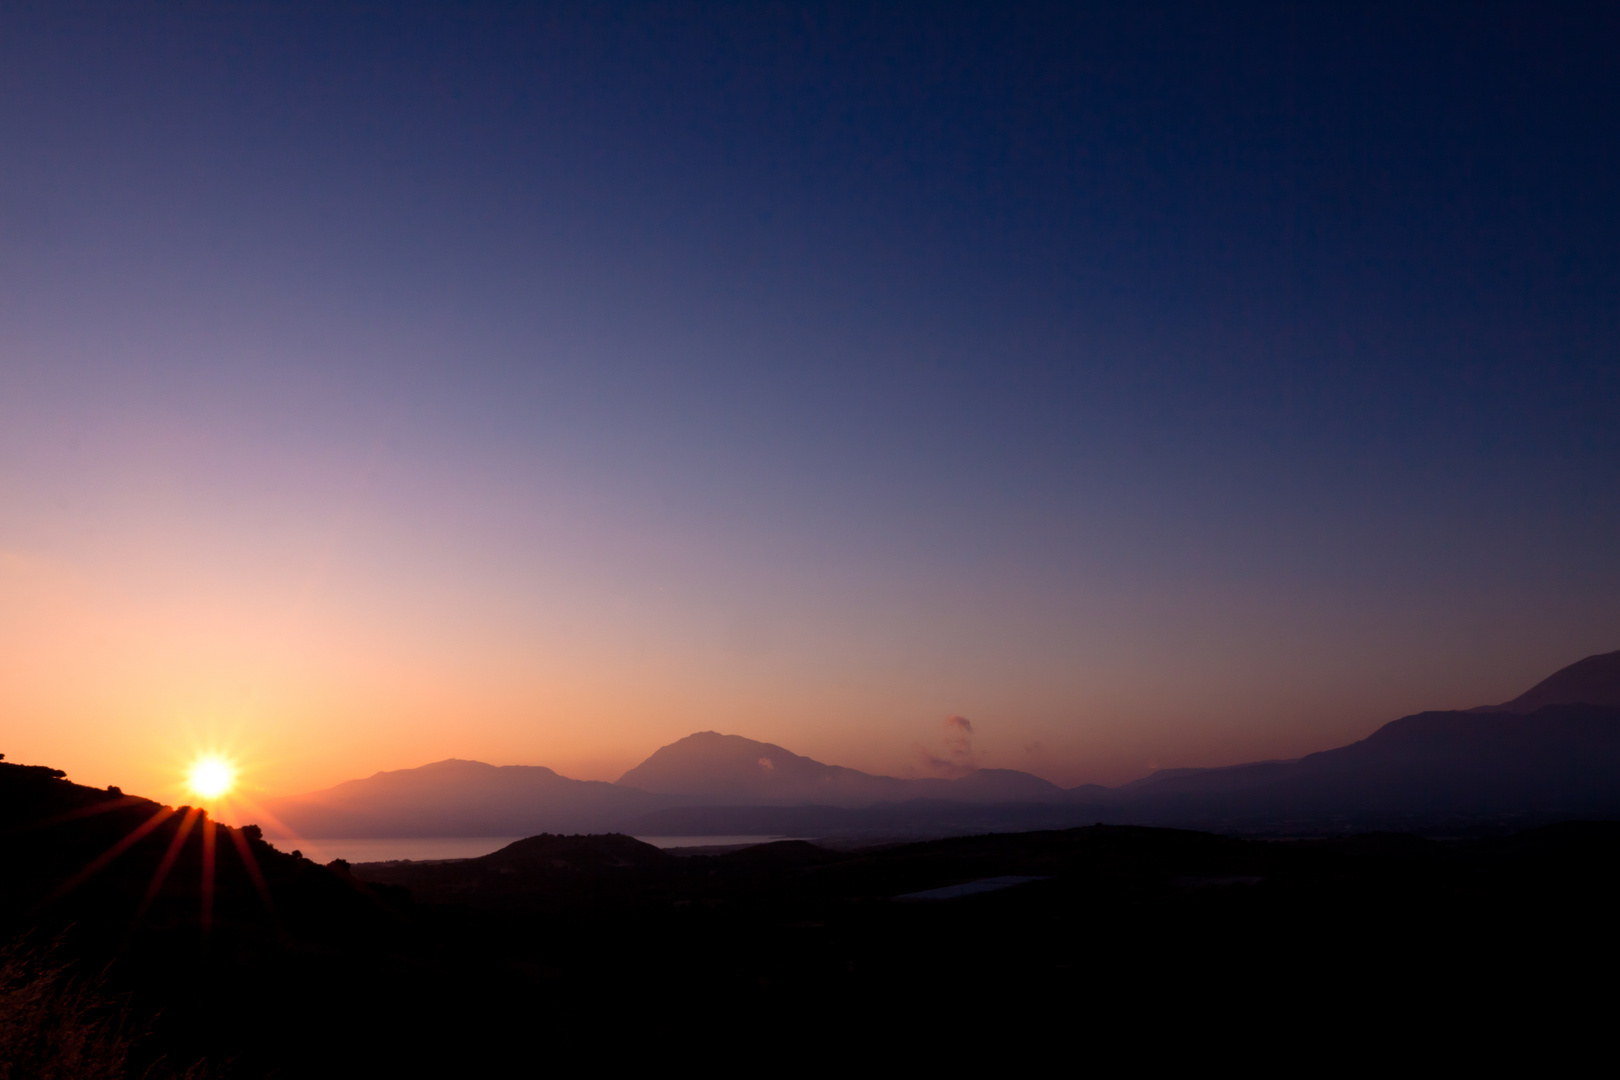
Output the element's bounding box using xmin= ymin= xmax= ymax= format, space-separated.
xmin=1120 ymin=649 xmax=1620 ymax=793
xmin=265 ymin=758 xmax=673 ymax=838
xmin=265 ymin=649 xmax=1620 ymax=839
xmin=617 ymin=731 xmax=1071 ymax=807
xmin=1481 ymin=649 xmax=1620 ymax=712
xmin=269 ymin=733 xmax=1078 ymax=837
xmin=1112 ymin=703 xmax=1620 ymax=829
xmin=616 ymin=731 xmax=915 ymax=806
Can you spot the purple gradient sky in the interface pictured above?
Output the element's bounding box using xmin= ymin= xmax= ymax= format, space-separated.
xmin=2 ymin=2 xmax=1616 ymax=801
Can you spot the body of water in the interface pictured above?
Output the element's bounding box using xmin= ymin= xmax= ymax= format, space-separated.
xmin=264 ymin=835 xmax=801 ymax=864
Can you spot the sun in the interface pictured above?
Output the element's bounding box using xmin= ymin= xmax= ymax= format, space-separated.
xmin=186 ymin=756 xmax=236 ymax=801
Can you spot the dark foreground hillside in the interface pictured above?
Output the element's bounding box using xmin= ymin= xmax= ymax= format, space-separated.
xmin=3 ymin=758 xmax=1618 ymax=1075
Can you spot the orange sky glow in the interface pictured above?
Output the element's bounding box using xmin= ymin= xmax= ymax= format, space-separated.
xmin=3 ymin=525 xmax=1603 ymax=809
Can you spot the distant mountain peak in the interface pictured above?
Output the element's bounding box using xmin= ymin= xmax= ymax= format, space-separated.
xmin=387 ymin=758 xmax=500 ymax=774
xmin=615 ymin=732 xmax=869 ymax=803
xmin=616 ymin=731 xmax=1071 ymax=807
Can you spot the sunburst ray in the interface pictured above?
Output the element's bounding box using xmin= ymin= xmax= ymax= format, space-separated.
xmin=200 ymin=816 xmax=216 ymax=943
xmin=16 ymin=795 xmax=149 ymax=832
xmin=123 ymin=806 xmax=202 ymax=939
xmin=43 ymin=805 xmax=177 ymax=907
xmin=225 ymin=824 xmax=282 ymax=932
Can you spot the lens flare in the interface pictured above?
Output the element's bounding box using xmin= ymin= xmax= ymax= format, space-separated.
xmin=187 ymin=756 xmax=236 ymax=800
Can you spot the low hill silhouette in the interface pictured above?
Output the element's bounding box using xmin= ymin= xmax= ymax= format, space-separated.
xmin=0 ymin=756 xmax=503 ymax=1077
xmin=481 ymin=831 xmax=672 ymax=871
xmin=346 ymin=809 xmax=1620 ymax=1068
xmin=5 ymin=752 xmax=1620 ymax=1073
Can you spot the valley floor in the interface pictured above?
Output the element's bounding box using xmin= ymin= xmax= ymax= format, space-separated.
xmin=3 ymin=760 xmax=1617 ymax=1076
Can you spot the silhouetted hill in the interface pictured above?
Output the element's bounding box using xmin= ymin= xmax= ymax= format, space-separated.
xmin=717 ymin=839 xmax=842 ymax=866
xmin=1484 ymin=648 xmax=1620 ymax=711
xmin=264 ymin=758 xmax=671 ymax=837
xmin=481 ymin=832 xmax=672 ymax=871
xmin=345 ymin=813 xmax=1620 ymax=1068
xmin=621 ymin=799 xmax=1117 ymax=841
xmin=7 ymin=754 xmax=1620 ymax=1073
xmin=0 ymin=757 xmax=493 ymax=1077
xmin=348 ymin=832 xmax=680 ymax=910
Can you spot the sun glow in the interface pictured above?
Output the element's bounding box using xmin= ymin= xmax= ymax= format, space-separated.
xmin=186 ymin=756 xmax=236 ymax=800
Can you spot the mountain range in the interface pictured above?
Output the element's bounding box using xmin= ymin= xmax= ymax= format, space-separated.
xmin=263 ymin=734 xmax=1075 ymax=839
xmin=263 ymin=649 xmax=1620 ymax=840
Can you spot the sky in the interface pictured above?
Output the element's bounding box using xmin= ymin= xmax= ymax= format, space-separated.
xmin=2 ymin=1 xmax=1617 ymax=804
